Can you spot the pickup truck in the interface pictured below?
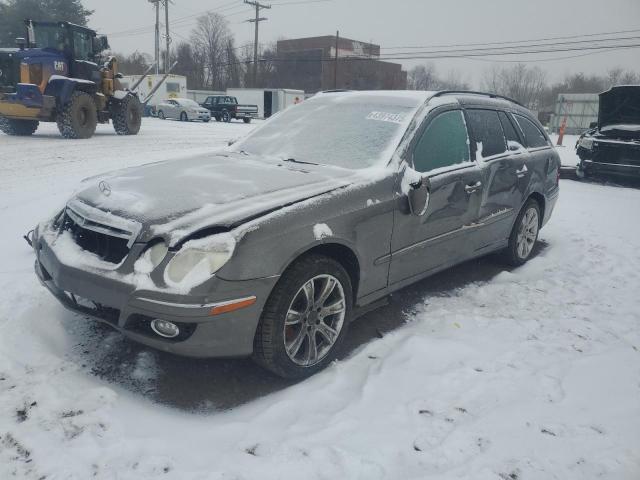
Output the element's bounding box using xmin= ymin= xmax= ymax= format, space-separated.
xmin=200 ymin=95 xmax=259 ymax=123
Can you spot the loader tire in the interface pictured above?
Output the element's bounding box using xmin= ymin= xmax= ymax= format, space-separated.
xmin=0 ymin=117 xmax=39 ymax=136
xmin=112 ymin=94 xmax=142 ymax=135
xmin=56 ymin=91 xmax=97 ymax=139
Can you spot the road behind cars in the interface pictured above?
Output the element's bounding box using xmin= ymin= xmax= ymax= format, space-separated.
xmin=0 ymin=119 xmax=639 ymax=479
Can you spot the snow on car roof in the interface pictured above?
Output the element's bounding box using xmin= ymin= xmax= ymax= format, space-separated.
xmin=317 ymin=90 xmax=436 ymax=105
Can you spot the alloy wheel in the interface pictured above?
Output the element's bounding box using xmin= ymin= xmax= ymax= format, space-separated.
xmin=516 ymin=207 xmax=539 ymax=259
xmin=283 ymin=274 xmax=346 ymax=367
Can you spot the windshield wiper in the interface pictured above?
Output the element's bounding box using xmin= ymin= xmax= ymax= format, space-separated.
xmin=282 ymin=157 xmax=319 ymax=166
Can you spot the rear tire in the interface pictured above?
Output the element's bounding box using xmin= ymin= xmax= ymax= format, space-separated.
xmin=221 ymin=110 xmax=231 ymax=123
xmin=56 ymin=91 xmax=97 ymax=139
xmin=180 ymin=111 xmax=188 ymax=122
xmin=0 ymin=117 xmax=39 ymax=136
xmin=243 ymin=117 xmax=252 ymax=124
xmin=253 ymin=254 xmax=352 ymax=379
xmin=158 ymin=110 xmax=165 ymax=120
xmin=112 ymin=94 xmax=142 ymax=135
xmin=502 ymin=199 xmax=541 ymax=266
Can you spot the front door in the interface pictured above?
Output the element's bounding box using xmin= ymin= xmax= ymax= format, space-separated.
xmin=389 ymin=108 xmax=483 ymax=285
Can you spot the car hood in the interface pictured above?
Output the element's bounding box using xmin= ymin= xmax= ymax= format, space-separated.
xmin=599 ymin=86 xmax=640 ymax=131
xmin=71 ymin=152 xmax=354 ymax=244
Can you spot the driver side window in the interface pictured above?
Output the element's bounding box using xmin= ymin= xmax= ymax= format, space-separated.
xmin=413 ymin=110 xmax=470 ymax=173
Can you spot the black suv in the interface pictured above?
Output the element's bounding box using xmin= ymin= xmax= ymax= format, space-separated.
xmin=576 ymin=86 xmax=640 ymax=179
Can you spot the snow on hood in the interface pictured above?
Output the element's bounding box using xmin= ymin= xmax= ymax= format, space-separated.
xmin=71 ymin=152 xmax=354 ymax=245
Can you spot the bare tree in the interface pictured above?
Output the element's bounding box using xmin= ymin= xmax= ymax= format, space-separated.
xmin=408 ymin=63 xmax=470 ymax=91
xmin=112 ymin=51 xmax=152 ymax=75
xmin=482 ymin=64 xmax=547 ymax=109
xmin=191 ymin=12 xmax=240 ymax=91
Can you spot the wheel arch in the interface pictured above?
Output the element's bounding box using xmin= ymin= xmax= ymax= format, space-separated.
xmin=281 ymin=242 xmax=361 ymax=301
xmin=45 ymin=78 xmax=98 ymax=107
xmin=527 ymin=191 xmax=546 ymax=226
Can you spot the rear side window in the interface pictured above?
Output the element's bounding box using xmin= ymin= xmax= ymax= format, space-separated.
xmin=514 ymin=114 xmax=549 ymax=148
xmin=413 ymin=110 xmax=470 ymax=173
xmin=466 ymin=109 xmax=507 ymax=159
xmin=498 ymin=112 xmax=522 ymax=146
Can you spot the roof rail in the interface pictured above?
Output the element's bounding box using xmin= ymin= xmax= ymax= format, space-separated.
xmin=320 ymin=89 xmax=352 ymax=94
xmin=430 ymin=90 xmax=524 ymax=107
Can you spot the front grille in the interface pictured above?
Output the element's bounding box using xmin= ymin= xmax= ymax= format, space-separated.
xmin=595 ymin=142 xmax=640 ymax=167
xmin=62 ymin=211 xmax=131 ymax=264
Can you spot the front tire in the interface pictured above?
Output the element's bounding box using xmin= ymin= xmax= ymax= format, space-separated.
xmin=0 ymin=117 xmax=39 ymax=136
xmin=243 ymin=117 xmax=252 ymax=124
xmin=56 ymin=91 xmax=97 ymax=139
xmin=253 ymin=255 xmax=352 ymax=379
xmin=221 ymin=110 xmax=231 ymax=123
xmin=503 ymin=199 xmax=541 ymax=266
xmin=158 ymin=110 xmax=165 ymax=120
xmin=112 ymin=94 xmax=142 ymax=135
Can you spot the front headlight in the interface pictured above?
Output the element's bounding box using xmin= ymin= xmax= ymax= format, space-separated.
xmin=578 ymin=137 xmax=594 ymax=150
xmin=134 ymin=242 xmax=168 ymax=274
xmin=165 ymin=233 xmax=236 ymax=287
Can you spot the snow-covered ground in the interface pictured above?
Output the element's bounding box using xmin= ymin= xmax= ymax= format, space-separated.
xmin=549 ymin=134 xmax=580 ymax=167
xmin=1 ymin=120 xmax=639 ymax=479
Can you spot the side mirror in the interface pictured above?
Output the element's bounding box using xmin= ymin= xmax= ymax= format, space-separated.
xmin=408 ymin=176 xmax=431 ymax=216
xmin=93 ymin=35 xmax=110 ymax=53
xmin=589 ymin=122 xmax=598 ymax=129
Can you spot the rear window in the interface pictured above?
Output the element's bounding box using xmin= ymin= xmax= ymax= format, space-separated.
xmin=514 ymin=114 xmax=549 ymax=149
xmin=466 ymin=109 xmax=507 ymax=159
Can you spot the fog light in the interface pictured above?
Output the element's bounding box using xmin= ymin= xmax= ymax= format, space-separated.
xmin=150 ymin=319 xmax=180 ymax=338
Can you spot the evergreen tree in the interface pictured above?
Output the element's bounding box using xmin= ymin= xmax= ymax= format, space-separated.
xmin=0 ymin=0 xmax=93 ymax=47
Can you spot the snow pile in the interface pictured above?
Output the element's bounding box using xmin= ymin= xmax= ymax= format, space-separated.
xmin=313 ymin=223 xmax=333 ymax=240
xmin=0 ymin=120 xmax=639 ymax=479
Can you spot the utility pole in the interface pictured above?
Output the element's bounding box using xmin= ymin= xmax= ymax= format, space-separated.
xmin=334 ymin=30 xmax=339 ymax=89
xmin=164 ymin=0 xmax=170 ymax=74
xmin=244 ymin=0 xmax=271 ymax=88
xmin=148 ymin=0 xmax=161 ymax=74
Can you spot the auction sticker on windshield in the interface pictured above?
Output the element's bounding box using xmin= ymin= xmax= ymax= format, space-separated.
xmin=366 ymin=111 xmax=406 ymax=124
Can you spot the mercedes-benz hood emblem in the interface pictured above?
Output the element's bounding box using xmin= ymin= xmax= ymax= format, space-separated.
xmin=98 ymin=180 xmax=112 ymax=196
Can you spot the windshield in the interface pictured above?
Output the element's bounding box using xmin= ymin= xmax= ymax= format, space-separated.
xmin=33 ymin=25 xmax=69 ymax=53
xmin=178 ymin=99 xmax=199 ymax=108
xmin=232 ymin=93 xmax=422 ymax=169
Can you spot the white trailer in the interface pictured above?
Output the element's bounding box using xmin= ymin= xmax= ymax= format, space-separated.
xmin=226 ymin=88 xmax=305 ymax=118
xmin=120 ymin=74 xmax=187 ymax=108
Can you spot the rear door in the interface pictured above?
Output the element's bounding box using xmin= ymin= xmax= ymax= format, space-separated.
xmin=465 ymin=108 xmax=531 ymax=249
xmin=511 ymin=114 xmax=556 ymax=198
xmin=389 ymin=108 xmax=484 ymax=285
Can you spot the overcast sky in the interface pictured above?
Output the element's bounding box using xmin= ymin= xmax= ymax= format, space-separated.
xmin=84 ymin=0 xmax=640 ymax=86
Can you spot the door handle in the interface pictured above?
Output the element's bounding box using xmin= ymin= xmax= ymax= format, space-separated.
xmin=465 ymin=181 xmax=482 ymax=194
xmin=516 ymin=164 xmax=528 ymax=178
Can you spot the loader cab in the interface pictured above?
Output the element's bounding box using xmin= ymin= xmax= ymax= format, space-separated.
xmin=25 ymin=20 xmax=109 ymax=82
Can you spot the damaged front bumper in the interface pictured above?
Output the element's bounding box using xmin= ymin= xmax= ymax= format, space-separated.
xmin=33 ymin=225 xmax=278 ymax=358
xmin=577 ymin=137 xmax=640 ymax=178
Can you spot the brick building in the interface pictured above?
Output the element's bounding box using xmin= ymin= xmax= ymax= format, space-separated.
xmin=276 ymin=35 xmax=407 ymax=93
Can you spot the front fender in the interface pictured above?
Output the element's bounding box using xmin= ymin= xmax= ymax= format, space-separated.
xmin=45 ymin=77 xmax=97 ymax=106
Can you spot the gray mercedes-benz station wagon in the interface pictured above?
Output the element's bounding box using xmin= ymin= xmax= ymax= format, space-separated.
xmin=33 ymin=90 xmax=560 ymax=378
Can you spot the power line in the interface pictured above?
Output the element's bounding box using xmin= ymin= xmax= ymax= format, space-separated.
xmin=205 ymin=42 xmax=640 ymax=69
xmin=379 ymin=27 xmax=640 ymax=51
xmin=371 ymin=35 xmax=640 ymax=58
